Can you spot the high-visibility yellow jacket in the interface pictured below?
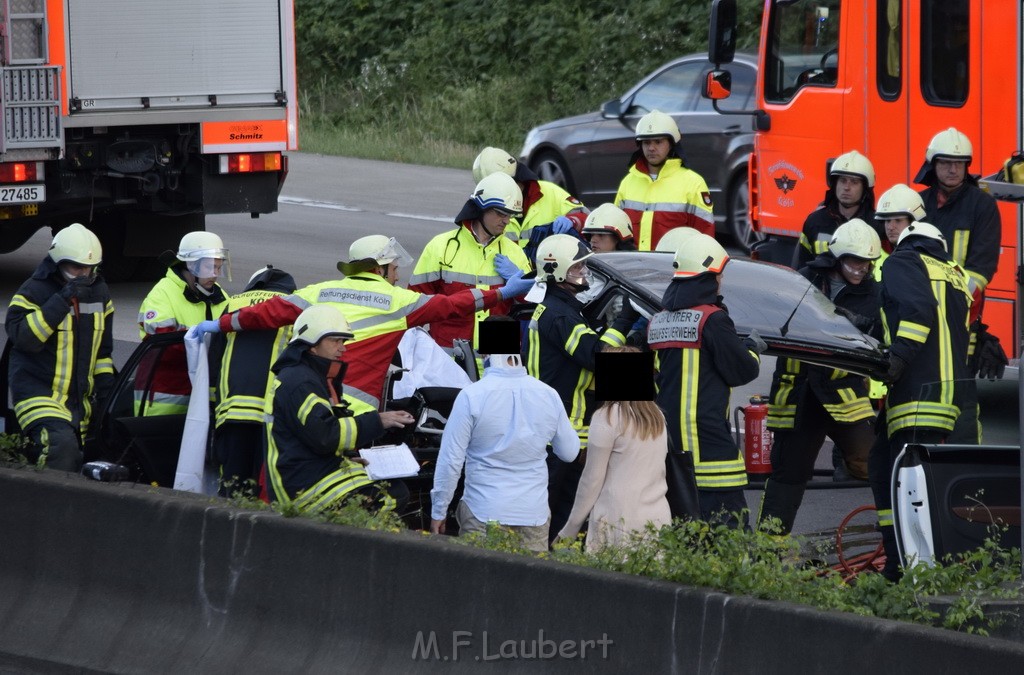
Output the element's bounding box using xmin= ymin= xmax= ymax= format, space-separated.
xmin=614 ymin=157 xmax=715 ymax=250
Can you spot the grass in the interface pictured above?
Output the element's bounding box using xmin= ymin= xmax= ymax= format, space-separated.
xmin=299 ymin=117 xmax=477 ymax=169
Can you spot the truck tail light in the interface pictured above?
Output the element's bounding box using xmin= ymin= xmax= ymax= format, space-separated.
xmin=217 ymin=152 xmax=283 ymax=174
xmin=0 ymin=162 xmax=42 ymax=183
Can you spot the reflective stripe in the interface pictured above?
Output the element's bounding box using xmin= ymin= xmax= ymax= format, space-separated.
xmin=343 ymin=385 xmax=380 ymax=412
xmin=600 ymin=328 xmax=626 ymax=348
xmin=14 ymin=396 xmax=73 ymax=427
xmin=297 ymin=393 xmax=325 ymax=426
xmin=677 ymin=349 xmax=699 ymax=453
xmin=950 ymin=230 xmax=969 ymax=275
xmin=822 ymin=388 xmax=874 ymax=423
xmin=877 ymin=508 xmax=893 ymax=527
xmin=887 ymin=400 xmax=959 ymax=433
xmin=293 ymin=461 xmax=375 ymax=512
xmin=347 ymin=294 xmax=431 ymax=331
xmin=410 ymin=269 xmax=505 ymax=287
xmin=896 ymin=321 xmax=930 ymax=343
xmin=569 ymin=369 xmax=593 ymax=430
xmin=336 ymin=416 xmax=358 ymax=453
xmin=618 ymin=199 xmax=716 ymax=222
xmin=77 ymin=301 xmax=105 ymax=315
xmin=563 ymin=324 xmax=591 ymax=356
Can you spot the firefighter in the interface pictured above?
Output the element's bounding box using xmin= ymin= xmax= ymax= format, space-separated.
xmin=191 ymin=234 xmax=533 ymax=417
xmin=793 ymin=150 xmax=877 ymax=269
xmin=614 ymin=110 xmax=715 ymax=250
xmin=872 ymin=221 xmax=971 ymax=580
xmin=758 ymin=220 xmax=882 ymax=534
xmin=265 ymin=305 xmax=415 ymax=514
xmin=211 ymin=265 xmax=297 ymax=497
xmin=409 ymin=172 xmax=533 ymax=351
xmin=581 ymin=203 xmax=636 ymax=253
xmin=472 ymin=146 xmax=589 ymax=262
xmin=5 ymin=223 xmax=113 ymax=471
xmin=914 ymin=127 xmax=1005 ymax=442
xmin=648 ymin=232 xmax=764 ymax=526
xmin=523 ymin=234 xmax=639 ymax=539
xmin=873 ymin=183 xmax=928 ymax=276
xmin=137 ymin=231 xmax=231 ymax=416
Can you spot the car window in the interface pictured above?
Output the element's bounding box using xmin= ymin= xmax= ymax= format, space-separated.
xmin=627 ymin=62 xmax=705 ymax=116
xmin=695 ymin=63 xmax=757 ymax=112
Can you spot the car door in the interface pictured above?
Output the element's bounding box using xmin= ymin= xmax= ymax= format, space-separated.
xmin=86 ymin=332 xmax=193 ymax=487
xmin=584 ymin=59 xmax=708 ymax=205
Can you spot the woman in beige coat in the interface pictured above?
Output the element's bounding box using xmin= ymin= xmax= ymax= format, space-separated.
xmin=557 ymin=395 xmax=672 ymax=552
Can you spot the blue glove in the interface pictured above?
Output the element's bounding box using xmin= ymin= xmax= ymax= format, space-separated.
xmin=552 ymin=216 xmax=575 ymax=235
xmin=493 ymin=253 xmax=521 ymax=281
xmin=499 ymin=270 xmax=534 ymax=300
xmin=188 ymin=319 xmax=222 ymax=341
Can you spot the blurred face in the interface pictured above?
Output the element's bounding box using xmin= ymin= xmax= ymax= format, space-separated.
xmin=883 ymin=216 xmax=911 ymax=244
xmin=476 ymin=209 xmax=512 ymax=242
xmin=934 ymin=158 xmax=967 ymax=191
xmin=564 ymin=260 xmax=591 ymax=290
xmin=310 ymin=336 xmax=348 ymax=361
xmin=641 ymin=137 xmax=672 ymax=169
xmin=59 ymin=262 xmax=97 ymax=283
xmin=186 ymin=257 xmax=224 ymax=290
xmin=587 ymin=232 xmax=617 ymax=253
xmin=834 ymin=175 xmax=865 ymax=207
xmin=382 ymin=262 xmax=400 ymax=285
xmin=838 ymin=256 xmax=872 ymax=285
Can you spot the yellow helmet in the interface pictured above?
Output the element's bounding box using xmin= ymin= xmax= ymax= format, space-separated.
xmin=536 ymin=234 xmax=593 ymax=283
xmin=472 ymin=147 xmax=518 ymax=183
xmin=472 ymin=172 xmax=523 ymax=215
xmin=290 ymin=305 xmax=354 ymax=345
xmin=830 ymin=150 xmax=875 ymax=188
xmin=672 ymin=232 xmax=729 ymax=277
xmin=655 ymin=227 xmax=700 ymax=253
xmin=49 ymin=223 xmax=102 ymax=266
xmin=897 ymin=221 xmax=947 ymax=251
xmin=582 ymin=203 xmax=633 ymax=241
xmin=635 ymin=110 xmax=681 ymax=143
xmin=875 ymin=184 xmax=926 ymax=221
xmin=829 ymin=219 xmax=881 ymax=260
xmin=925 ymin=127 xmax=973 ymax=163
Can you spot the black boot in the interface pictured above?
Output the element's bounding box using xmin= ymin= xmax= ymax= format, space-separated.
xmin=757 ymin=480 xmax=806 ymax=535
xmin=879 ymin=524 xmax=902 ymax=582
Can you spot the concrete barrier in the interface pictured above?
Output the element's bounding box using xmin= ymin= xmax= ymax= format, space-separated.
xmin=1 ymin=467 xmax=1023 ymax=673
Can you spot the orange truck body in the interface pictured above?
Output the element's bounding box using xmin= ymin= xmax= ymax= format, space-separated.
xmin=744 ymin=0 xmax=1021 ymax=355
xmin=0 ymin=0 xmax=298 ymax=278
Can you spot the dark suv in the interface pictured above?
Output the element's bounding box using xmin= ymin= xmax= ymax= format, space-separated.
xmin=519 ymin=52 xmax=759 ymax=250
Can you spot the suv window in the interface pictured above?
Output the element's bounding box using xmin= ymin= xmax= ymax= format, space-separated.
xmin=627 ymin=61 xmax=705 ymax=115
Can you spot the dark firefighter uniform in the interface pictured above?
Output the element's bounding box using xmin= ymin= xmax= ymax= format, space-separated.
xmin=793 ymin=198 xmax=876 ymax=270
xmin=408 ymin=222 xmax=531 ymax=350
xmin=524 ymin=284 xmax=635 ymax=538
xmin=760 ymin=254 xmax=881 ymax=532
xmin=265 ymin=341 xmax=389 ymax=513
xmin=137 ymin=267 xmax=229 ymax=416
xmin=211 ymin=267 xmax=296 ymax=496
xmin=649 ymin=273 xmax=760 ymax=523
xmin=920 ymin=179 xmax=1000 ymax=443
xmin=871 ymin=233 xmax=971 ymax=579
xmin=614 ymin=156 xmax=715 ymax=250
xmin=5 ymin=258 xmax=114 ymax=470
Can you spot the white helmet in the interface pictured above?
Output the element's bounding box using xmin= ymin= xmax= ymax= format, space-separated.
xmin=672 ymin=232 xmax=729 ymax=277
xmin=176 ymin=230 xmax=230 ymax=281
xmin=535 ymin=233 xmax=593 ymax=283
xmin=338 ymin=235 xmax=414 ymax=276
xmin=830 ymin=150 xmax=875 ymax=188
xmin=49 ymin=223 xmax=102 ymax=266
xmin=472 ymin=172 xmax=523 ymax=215
xmin=582 ymin=203 xmax=633 ymax=241
xmin=925 ymin=127 xmax=973 ymax=164
xmin=290 ymin=305 xmax=354 ymax=345
xmin=635 ymin=110 xmax=681 ymax=144
xmin=472 ymin=147 xmax=518 ymax=183
xmin=654 ymin=226 xmax=699 ymax=253
xmin=897 ymin=221 xmax=947 ymax=251
xmin=875 ymin=183 xmax=926 ymax=221
xmin=829 ymin=219 xmax=881 ymax=260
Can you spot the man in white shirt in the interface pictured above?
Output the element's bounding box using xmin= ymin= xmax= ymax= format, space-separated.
xmin=429 ymin=319 xmax=579 ymax=552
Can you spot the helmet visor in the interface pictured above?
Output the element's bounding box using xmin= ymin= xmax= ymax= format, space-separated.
xmin=377 ymin=237 xmax=414 ymax=268
xmin=186 ymin=255 xmax=231 ymax=281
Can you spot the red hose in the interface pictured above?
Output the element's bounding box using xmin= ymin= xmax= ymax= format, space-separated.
xmin=833 ymin=504 xmax=885 ymax=580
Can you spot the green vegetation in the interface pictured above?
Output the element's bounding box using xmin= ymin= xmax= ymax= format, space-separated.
xmin=294 ymin=0 xmax=764 ymax=165
xmin=0 ymin=432 xmax=32 ymax=467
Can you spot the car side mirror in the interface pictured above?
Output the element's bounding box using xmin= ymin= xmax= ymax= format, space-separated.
xmin=703 ymin=70 xmax=732 ymax=101
xmin=600 ymin=99 xmax=623 ymax=118
xmin=708 ymin=0 xmax=737 ymax=65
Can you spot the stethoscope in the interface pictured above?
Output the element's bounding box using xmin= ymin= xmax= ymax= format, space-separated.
xmin=440 ymin=221 xmax=508 ymax=269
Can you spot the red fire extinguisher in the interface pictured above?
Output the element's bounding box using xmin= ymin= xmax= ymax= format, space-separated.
xmin=735 ymin=395 xmax=772 ymax=475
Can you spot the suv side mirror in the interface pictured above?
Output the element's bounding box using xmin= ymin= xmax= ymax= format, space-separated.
xmin=703 ymin=70 xmax=732 ymax=101
xmin=600 ymin=99 xmax=623 ymax=118
xmin=709 ymin=0 xmax=737 ymax=65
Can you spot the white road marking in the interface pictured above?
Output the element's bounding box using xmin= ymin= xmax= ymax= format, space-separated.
xmin=385 ymin=211 xmax=452 ymax=223
xmin=279 ymin=196 xmax=452 ymax=223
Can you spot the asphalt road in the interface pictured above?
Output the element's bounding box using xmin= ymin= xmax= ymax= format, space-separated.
xmin=0 ymin=152 xmax=1018 ymax=545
